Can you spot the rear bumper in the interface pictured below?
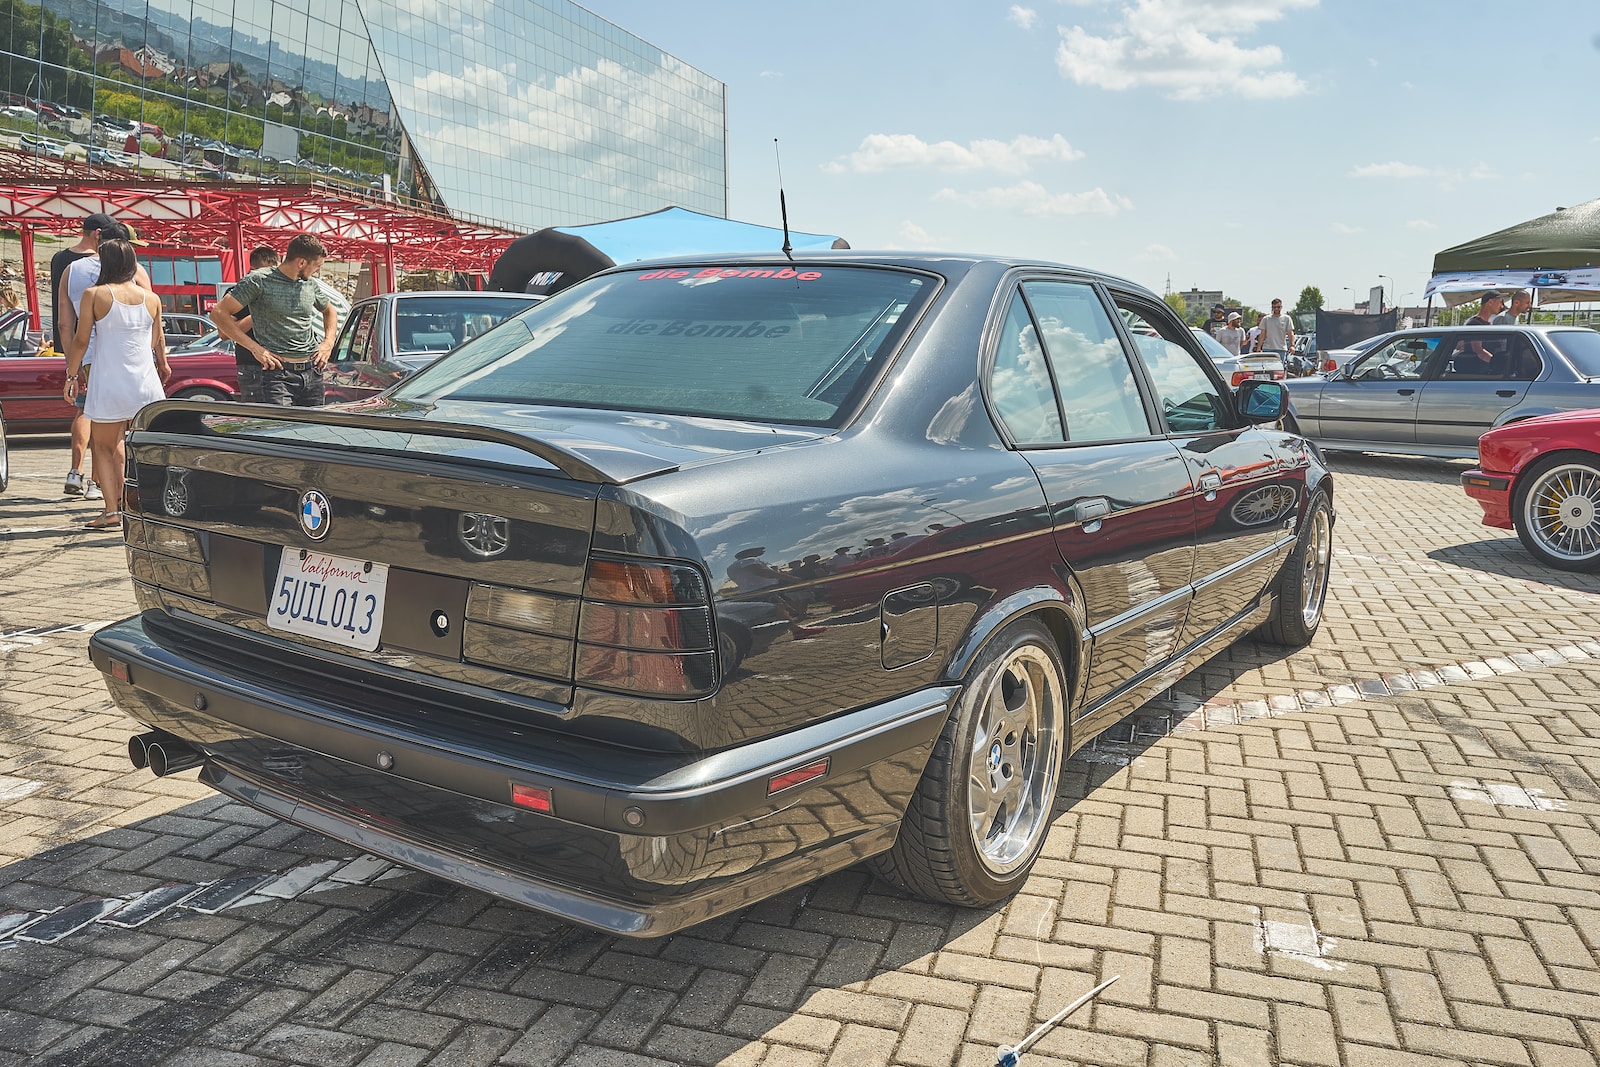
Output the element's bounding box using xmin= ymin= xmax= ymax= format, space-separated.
xmin=90 ymin=613 xmax=953 ymax=937
xmin=1461 ymin=469 xmax=1514 ymax=529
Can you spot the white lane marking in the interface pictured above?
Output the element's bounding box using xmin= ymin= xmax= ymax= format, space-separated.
xmin=0 ymin=776 xmax=43 ymax=803
xmin=1252 ymin=898 xmax=1346 ymax=972
xmin=0 ymin=525 xmax=106 ymax=535
xmin=0 ymin=853 xmax=411 ymax=949
xmin=0 ymin=621 xmax=116 ymax=654
xmin=1449 ymin=780 xmax=1566 ymax=811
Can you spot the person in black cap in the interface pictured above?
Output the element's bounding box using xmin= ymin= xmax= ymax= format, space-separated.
xmin=51 ymin=212 xmax=117 ymax=498
xmin=1205 ymin=302 xmax=1227 ymax=338
xmin=1453 ymin=292 xmax=1505 ymax=373
xmin=1466 ymin=291 xmax=1503 ymax=327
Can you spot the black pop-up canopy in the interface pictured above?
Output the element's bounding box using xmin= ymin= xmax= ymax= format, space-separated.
xmin=489 ymin=206 xmax=849 ymax=295
xmin=1426 ymin=198 xmax=1600 ymax=306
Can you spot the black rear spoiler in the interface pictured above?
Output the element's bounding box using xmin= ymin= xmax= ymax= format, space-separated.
xmin=133 ymin=400 xmax=614 ymax=483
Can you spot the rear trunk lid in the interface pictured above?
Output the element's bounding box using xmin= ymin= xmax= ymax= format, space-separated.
xmin=123 ymin=401 xmax=813 ymax=749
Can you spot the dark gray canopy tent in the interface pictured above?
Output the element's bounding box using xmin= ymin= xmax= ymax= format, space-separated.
xmin=490 ymin=206 xmax=849 ymax=295
xmin=1427 ymin=198 xmax=1600 ymax=307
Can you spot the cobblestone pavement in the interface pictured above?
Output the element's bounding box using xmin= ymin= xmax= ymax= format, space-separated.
xmin=2 ymin=437 xmax=1597 ymax=1067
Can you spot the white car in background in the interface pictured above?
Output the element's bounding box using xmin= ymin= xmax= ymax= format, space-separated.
xmin=1190 ymin=328 xmax=1287 ymax=387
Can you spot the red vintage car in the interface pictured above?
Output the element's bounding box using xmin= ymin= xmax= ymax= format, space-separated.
xmin=0 ymin=314 xmax=240 ymax=435
xmin=1462 ymin=408 xmax=1600 ymax=572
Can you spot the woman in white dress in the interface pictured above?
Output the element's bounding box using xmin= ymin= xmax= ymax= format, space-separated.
xmin=63 ymin=238 xmax=169 ymax=528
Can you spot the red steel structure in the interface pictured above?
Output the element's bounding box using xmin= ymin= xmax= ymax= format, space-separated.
xmin=0 ymin=160 xmax=523 ymax=331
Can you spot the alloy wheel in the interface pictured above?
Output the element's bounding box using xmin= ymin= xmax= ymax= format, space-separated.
xmin=1523 ymin=461 xmax=1600 ymax=565
xmin=966 ymin=644 xmax=1064 ymax=875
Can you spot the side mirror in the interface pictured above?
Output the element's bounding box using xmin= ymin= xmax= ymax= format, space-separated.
xmin=1236 ymin=379 xmax=1285 ymax=422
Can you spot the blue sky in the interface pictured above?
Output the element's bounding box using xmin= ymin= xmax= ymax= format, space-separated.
xmin=582 ymin=0 xmax=1600 ymax=312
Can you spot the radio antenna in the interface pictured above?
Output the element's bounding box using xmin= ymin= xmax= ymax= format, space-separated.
xmin=774 ymin=138 xmax=794 ymax=261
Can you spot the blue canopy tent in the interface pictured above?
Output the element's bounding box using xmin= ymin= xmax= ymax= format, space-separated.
xmin=489 ymin=206 xmax=849 ymax=295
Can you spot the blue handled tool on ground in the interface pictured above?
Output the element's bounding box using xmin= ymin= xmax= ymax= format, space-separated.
xmin=993 ymin=975 xmax=1119 ymax=1067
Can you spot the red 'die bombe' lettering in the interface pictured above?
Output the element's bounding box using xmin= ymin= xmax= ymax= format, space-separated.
xmin=634 ymin=267 xmax=824 ymax=282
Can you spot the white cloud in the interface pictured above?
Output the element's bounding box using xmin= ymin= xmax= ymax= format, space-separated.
xmin=1350 ymin=161 xmax=1495 ymax=189
xmin=898 ymin=220 xmax=938 ymax=247
xmin=1406 ymin=219 xmax=1437 ymax=230
xmin=1350 ymin=161 xmax=1429 ymax=179
xmin=1330 ymin=222 xmax=1362 ymax=234
xmin=933 ymin=180 xmax=1132 ymax=217
xmin=1055 ymin=0 xmax=1315 ymax=100
xmin=1009 ymin=5 xmax=1040 ymax=30
xmin=760 ymin=70 xmax=783 ymax=79
xmin=828 ymin=133 xmax=1084 ymax=175
xmin=1136 ymin=244 xmax=1179 ymax=262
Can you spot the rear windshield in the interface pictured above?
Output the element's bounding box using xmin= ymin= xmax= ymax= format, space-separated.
xmin=1547 ymin=329 xmax=1600 ymax=377
xmin=395 ymin=295 xmax=542 ymax=353
xmin=390 ymin=266 xmax=933 ymax=425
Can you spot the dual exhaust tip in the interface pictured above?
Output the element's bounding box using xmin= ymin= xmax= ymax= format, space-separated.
xmin=128 ymin=731 xmax=202 ymax=777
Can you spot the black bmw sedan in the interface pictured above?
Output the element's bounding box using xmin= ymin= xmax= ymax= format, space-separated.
xmin=92 ymin=253 xmax=1333 ymax=936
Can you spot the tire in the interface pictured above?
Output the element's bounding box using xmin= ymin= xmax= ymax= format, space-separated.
xmin=176 ymin=387 xmax=229 ymax=402
xmin=1512 ymin=453 xmax=1600 ymax=572
xmin=1257 ymin=489 xmax=1333 ymax=647
xmin=871 ymin=617 xmax=1067 ymax=906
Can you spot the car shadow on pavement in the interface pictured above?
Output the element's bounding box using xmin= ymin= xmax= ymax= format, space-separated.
xmin=0 ymin=789 xmax=1032 ymax=1067
xmin=1324 ymin=451 xmax=1471 ymax=482
xmin=1428 ymin=537 xmax=1600 ymax=594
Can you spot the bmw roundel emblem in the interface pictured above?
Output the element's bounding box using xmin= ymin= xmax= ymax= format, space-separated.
xmin=299 ymin=489 xmax=331 ymax=540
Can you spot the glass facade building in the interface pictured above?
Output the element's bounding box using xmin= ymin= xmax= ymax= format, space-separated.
xmin=0 ymin=0 xmax=728 ymax=231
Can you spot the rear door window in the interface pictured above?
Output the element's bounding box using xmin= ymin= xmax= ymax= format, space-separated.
xmin=1023 ymin=282 xmax=1148 ymax=442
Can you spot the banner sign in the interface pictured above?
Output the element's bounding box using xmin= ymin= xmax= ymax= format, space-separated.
xmin=1424 ymin=268 xmax=1600 ymax=304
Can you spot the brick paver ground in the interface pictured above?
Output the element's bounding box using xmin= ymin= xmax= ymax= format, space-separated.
xmin=2 ymin=437 xmax=1597 ymax=1067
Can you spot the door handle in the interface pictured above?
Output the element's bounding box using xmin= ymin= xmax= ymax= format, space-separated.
xmin=1197 ymin=471 xmax=1222 ymax=501
xmin=1077 ymin=497 xmax=1109 ymax=533
xmin=1497 ymin=389 xmax=1516 ymax=397
xmin=1397 ymin=388 xmax=1415 ymax=396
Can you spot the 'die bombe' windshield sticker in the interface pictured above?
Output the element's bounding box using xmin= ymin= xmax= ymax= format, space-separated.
xmin=637 ymin=267 xmax=825 ymax=282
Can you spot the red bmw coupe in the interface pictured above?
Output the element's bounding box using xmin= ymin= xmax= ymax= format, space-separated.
xmin=1463 ymin=409 xmax=1600 ymax=571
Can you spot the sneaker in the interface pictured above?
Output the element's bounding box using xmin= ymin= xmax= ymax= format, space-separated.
xmin=64 ymin=469 xmax=84 ymax=495
xmin=84 ymin=481 xmax=102 ymax=501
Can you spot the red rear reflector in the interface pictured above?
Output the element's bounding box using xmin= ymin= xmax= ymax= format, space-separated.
xmin=510 ymin=783 xmax=554 ymax=813
xmin=768 ymin=758 xmax=830 ymax=796
xmin=109 ymin=659 xmax=130 ymax=682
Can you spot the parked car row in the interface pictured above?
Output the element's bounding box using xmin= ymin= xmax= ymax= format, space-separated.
xmin=0 ymin=327 xmax=240 ymax=434
xmin=1464 ymin=411 xmax=1600 ymax=573
xmin=1284 ymin=325 xmax=1600 ymax=460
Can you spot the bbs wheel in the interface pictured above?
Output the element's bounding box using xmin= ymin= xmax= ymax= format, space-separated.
xmin=1257 ymin=489 xmax=1333 ymax=647
xmin=1513 ymin=453 xmax=1600 ymax=572
xmin=176 ymin=387 xmax=229 ymax=402
xmin=871 ymin=618 xmax=1066 ymax=906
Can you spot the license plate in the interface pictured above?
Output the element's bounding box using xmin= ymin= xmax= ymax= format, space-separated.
xmin=268 ymin=549 xmax=389 ymax=651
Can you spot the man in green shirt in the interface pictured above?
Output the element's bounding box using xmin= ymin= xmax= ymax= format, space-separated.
xmin=214 ymin=234 xmax=337 ymax=406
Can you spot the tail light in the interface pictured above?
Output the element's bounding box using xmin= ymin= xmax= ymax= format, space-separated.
xmin=576 ymin=557 xmax=716 ymax=698
xmin=1230 ymin=370 xmax=1251 ymax=386
xmin=1323 ymin=358 xmax=1336 ymax=373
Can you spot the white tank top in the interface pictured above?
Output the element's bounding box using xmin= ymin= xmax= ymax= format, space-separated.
xmin=84 ymin=296 xmax=164 ymax=422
